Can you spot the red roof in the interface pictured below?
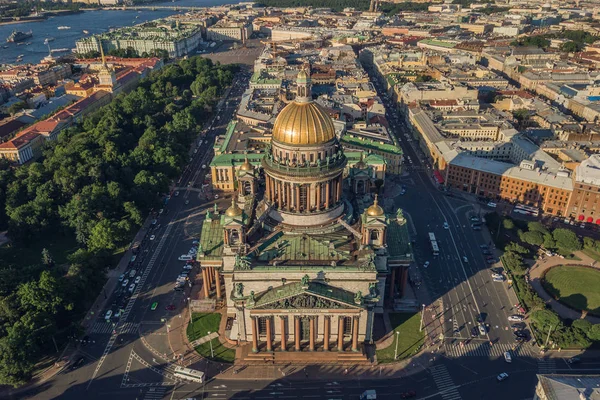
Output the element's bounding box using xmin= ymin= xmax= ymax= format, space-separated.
xmin=0 ymin=130 xmax=41 ymax=150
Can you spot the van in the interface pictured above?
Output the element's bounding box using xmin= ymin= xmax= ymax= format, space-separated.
xmin=178 ymin=255 xmax=193 ymax=261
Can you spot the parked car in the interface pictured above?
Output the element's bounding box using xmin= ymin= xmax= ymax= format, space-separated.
xmin=118 ymin=274 xmax=125 ymax=282
xmin=128 ymin=283 xmax=136 ymax=293
xmin=134 ymin=276 xmax=141 ymax=284
xmin=121 ymin=279 xmax=129 ymax=288
xmin=497 ymin=372 xmax=509 ymax=382
xmin=508 ymin=315 xmax=525 ymax=322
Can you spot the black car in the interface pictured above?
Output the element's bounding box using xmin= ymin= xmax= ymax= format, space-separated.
xmin=482 ymin=250 xmax=492 ymax=255
xmin=511 ymin=323 xmax=525 ymax=330
xmin=470 ymin=327 xmax=479 ymax=337
xmin=567 ymin=357 xmax=581 ymax=364
xmin=400 ymin=391 xmax=416 ymax=399
xmin=69 ymin=357 xmax=85 ymax=371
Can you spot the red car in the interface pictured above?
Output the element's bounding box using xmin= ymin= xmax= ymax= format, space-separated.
xmin=165 ymin=304 xmax=176 ymax=311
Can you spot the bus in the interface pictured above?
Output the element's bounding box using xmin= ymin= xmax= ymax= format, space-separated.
xmin=173 ymin=366 xmax=204 ymax=383
xmin=428 ymin=232 xmax=440 ymax=256
xmin=514 ymin=203 xmax=539 ymax=217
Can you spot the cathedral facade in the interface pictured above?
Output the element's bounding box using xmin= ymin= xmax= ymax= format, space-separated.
xmin=197 ymin=70 xmax=412 ymax=360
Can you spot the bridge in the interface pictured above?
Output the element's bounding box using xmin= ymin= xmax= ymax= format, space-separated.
xmin=101 ymin=5 xmax=206 ymax=12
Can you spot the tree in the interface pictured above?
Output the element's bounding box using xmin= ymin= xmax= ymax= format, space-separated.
xmin=503 ymin=218 xmax=515 ymax=230
xmin=531 ymin=309 xmax=561 ymax=333
xmin=41 ymin=248 xmax=54 ymax=267
xmin=553 ymin=228 xmax=582 ymax=252
xmin=572 ymin=319 xmax=592 ymax=336
xmin=7 ymin=101 xmax=27 ymax=116
xmin=520 ymin=230 xmax=544 ymax=246
xmin=588 ymin=324 xmax=600 ymax=341
xmin=528 ymin=221 xmax=549 ymax=235
xmin=87 ymin=219 xmax=119 ymax=253
xmin=543 ymin=234 xmax=556 ymax=250
xmin=561 ymin=41 xmax=581 ymax=53
xmin=502 ymin=251 xmax=527 ymax=274
xmin=505 ymin=242 xmax=528 ymax=255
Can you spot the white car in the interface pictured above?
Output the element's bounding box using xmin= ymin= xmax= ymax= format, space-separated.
xmin=462 ymin=256 xmax=468 ymax=263
xmin=174 ymin=191 xmax=179 ymax=197
xmin=508 ymin=315 xmax=525 ymax=322
xmin=183 ymin=265 xmax=193 ymax=270
xmin=423 ymin=261 xmax=430 ymax=268
xmin=118 ymin=274 xmax=125 ymax=282
xmin=128 ymin=283 xmax=136 ymax=293
xmin=497 ymin=372 xmax=509 ymax=382
xmin=134 ymin=276 xmax=141 ymax=284
xmin=443 ymin=222 xmax=449 ymax=229
xmin=150 ymin=235 xmax=156 ymax=241
xmin=105 ymin=310 xmax=113 ymax=320
xmin=192 ymin=240 xmax=199 ymax=245
xmin=121 ymin=279 xmax=129 ymax=288
xmin=504 ymin=351 xmax=512 ymax=363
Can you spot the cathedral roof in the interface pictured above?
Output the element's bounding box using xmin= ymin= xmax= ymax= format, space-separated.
xmin=271 ymin=100 xmax=336 ymax=146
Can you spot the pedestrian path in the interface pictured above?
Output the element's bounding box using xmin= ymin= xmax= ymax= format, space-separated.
xmin=538 ymin=358 xmax=557 ymax=374
xmin=89 ymin=321 xmax=139 ymax=334
xmin=429 ymin=364 xmax=462 ymax=400
xmin=189 ymin=331 xmax=218 ymax=348
xmin=445 ymin=342 xmax=535 ymax=358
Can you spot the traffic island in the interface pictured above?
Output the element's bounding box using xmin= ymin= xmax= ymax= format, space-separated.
xmin=375 ymin=313 xmax=425 ymax=363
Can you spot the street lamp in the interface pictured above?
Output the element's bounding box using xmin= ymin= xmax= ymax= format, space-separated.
xmin=394 ymin=331 xmax=400 ymax=360
xmin=207 ymin=331 xmax=214 ymax=359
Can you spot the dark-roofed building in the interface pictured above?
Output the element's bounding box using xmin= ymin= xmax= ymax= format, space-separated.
xmin=534 ymin=374 xmax=600 ymax=400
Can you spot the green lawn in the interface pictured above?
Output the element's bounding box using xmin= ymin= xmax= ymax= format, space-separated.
xmin=0 ymin=233 xmax=79 ymax=268
xmin=187 ymin=313 xmax=222 ymax=342
xmin=543 ymin=266 xmax=600 ymax=316
xmin=194 ymin=338 xmax=235 ymax=363
xmin=376 ymin=313 xmax=425 ymax=363
xmin=583 ymin=248 xmax=600 ymax=263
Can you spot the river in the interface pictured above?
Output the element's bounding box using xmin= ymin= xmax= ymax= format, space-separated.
xmin=0 ymin=0 xmax=238 ymax=65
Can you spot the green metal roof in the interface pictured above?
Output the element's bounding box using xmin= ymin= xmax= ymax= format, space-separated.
xmin=250 ymin=281 xmax=361 ymax=309
xmin=250 ymin=71 xmax=281 ymax=85
xmin=341 ymin=134 xmax=403 ymax=155
xmin=198 ymin=214 xmax=225 ymax=261
xmin=386 ymin=216 xmax=413 ymax=261
xmin=419 ymin=39 xmax=456 ymax=49
xmin=255 ymin=232 xmax=352 ymax=263
xmin=210 ymin=153 xmax=264 ymax=167
xmin=346 ymin=151 xmax=386 ymax=165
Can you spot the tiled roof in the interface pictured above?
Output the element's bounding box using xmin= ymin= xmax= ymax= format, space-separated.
xmin=0 ymin=131 xmax=41 ymax=150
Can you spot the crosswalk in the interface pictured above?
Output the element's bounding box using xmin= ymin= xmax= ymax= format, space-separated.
xmin=538 ymin=358 xmax=557 ymax=374
xmin=445 ymin=342 xmax=534 ymax=358
xmin=429 ymin=364 xmax=462 ymax=400
xmin=90 ymin=321 xmax=139 ymax=334
xmin=143 ymin=387 xmax=168 ymax=400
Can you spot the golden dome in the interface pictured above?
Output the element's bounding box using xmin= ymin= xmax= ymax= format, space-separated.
xmin=225 ymin=198 xmax=243 ymax=217
xmin=272 ymin=101 xmax=336 ymax=146
xmin=366 ymin=195 xmax=384 ymax=216
xmin=297 ymin=69 xmax=309 ymax=81
xmin=239 ymin=156 xmax=253 ymax=171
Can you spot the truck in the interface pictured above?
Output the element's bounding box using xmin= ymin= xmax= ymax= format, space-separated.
xmin=360 ymin=390 xmax=376 ymax=400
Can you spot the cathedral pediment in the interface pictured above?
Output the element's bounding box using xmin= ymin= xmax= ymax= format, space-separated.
xmin=246 ymin=281 xmax=364 ymax=310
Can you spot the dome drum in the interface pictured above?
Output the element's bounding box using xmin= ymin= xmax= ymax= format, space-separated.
xmin=261 ymin=152 xmax=347 ymax=180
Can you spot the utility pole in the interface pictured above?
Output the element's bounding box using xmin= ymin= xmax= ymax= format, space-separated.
xmin=394 ymin=331 xmax=400 ymax=360
xmin=420 ymin=304 xmax=426 ymax=332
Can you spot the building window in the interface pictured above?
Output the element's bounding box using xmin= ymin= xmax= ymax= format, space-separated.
xmin=258 ymin=317 xmax=268 ymax=335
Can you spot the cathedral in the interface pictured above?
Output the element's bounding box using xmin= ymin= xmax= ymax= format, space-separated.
xmin=197 ymin=69 xmax=412 ymax=362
